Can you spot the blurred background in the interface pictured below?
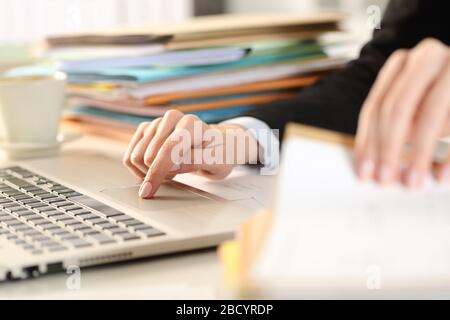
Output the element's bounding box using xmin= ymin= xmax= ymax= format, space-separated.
xmin=0 ymin=0 xmax=389 ymax=41
xmin=0 ymin=0 xmax=388 ymax=70
xmin=0 ymin=0 xmax=390 ymax=144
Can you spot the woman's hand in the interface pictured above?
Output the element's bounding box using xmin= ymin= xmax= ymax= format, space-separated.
xmin=123 ymin=110 xmax=258 ymax=199
xmin=355 ymin=38 xmax=450 ymax=189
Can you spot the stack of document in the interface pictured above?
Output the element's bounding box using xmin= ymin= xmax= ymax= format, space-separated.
xmin=42 ymin=13 xmax=349 ymax=139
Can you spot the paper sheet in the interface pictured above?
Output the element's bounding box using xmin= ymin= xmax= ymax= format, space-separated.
xmin=252 ymin=137 xmax=450 ymax=295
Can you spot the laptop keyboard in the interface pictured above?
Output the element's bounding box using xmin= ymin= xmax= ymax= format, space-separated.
xmin=0 ymin=166 xmax=165 ymax=255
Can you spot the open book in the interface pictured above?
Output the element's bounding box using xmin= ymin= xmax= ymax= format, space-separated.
xmin=221 ymin=124 xmax=450 ymax=299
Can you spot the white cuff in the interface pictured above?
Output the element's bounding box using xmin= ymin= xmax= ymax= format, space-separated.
xmin=221 ymin=117 xmax=280 ymax=175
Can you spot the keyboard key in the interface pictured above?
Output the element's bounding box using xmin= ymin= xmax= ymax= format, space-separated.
xmin=4 ymin=219 xmax=24 ymax=227
xmin=11 ymin=194 xmax=31 ymax=201
xmin=63 ymin=192 xmax=82 ymax=198
xmin=22 ymin=244 xmax=35 ymax=251
xmin=6 ymin=206 xmax=26 ymax=213
xmin=80 ymin=213 xmax=99 ymax=221
xmin=29 ymin=203 xmax=48 ymax=209
xmin=61 ymin=205 xmax=83 ymax=212
xmin=12 ymin=224 xmax=32 ymax=232
xmin=57 ymin=189 xmax=76 ymax=195
xmin=68 ymin=223 xmax=90 ymax=232
xmin=49 ymin=246 xmax=67 ymax=252
xmin=32 ymin=235 xmax=51 ymax=242
xmin=2 ymin=189 xmax=22 ymax=196
xmin=36 ymin=206 xmax=57 ymax=213
xmin=19 ymin=199 xmax=41 ymax=205
xmin=9 ymin=168 xmax=34 ymax=179
xmin=79 ymin=228 xmax=99 ymax=236
xmin=0 ymin=215 xmax=15 ymax=222
xmin=10 ymin=207 xmax=29 ymax=213
xmin=41 ymin=240 xmax=61 ymax=247
xmin=38 ymin=223 xmax=60 ymax=231
xmin=35 ymin=179 xmax=48 ymax=185
xmin=29 ymin=189 xmax=48 ymax=196
xmin=26 ymin=214 xmax=44 ymax=221
xmin=118 ymin=233 xmax=141 ymax=241
xmin=120 ymin=219 xmax=142 ymax=227
xmin=31 ymin=219 xmax=49 ymax=226
xmin=108 ymin=227 xmax=129 ymax=235
xmin=47 ymin=198 xmax=66 ymax=204
xmin=48 ymin=214 xmax=66 ymax=221
xmin=71 ymin=195 xmax=123 ymax=218
xmin=41 ymin=197 xmax=60 ymax=204
xmin=35 ymin=194 xmax=57 ymax=200
xmin=55 ymin=201 xmax=75 ymax=208
xmin=22 ymin=186 xmax=42 ymax=192
xmin=69 ymin=209 xmax=91 ymax=216
xmin=4 ymin=177 xmax=33 ymax=189
xmin=60 ymin=234 xmax=79 ymax=240
xmin=99 ymin=222 xmax=118 ymax=230
xmin=87 ymin=233 xmax=115 ymax=244
xmin=2 ymin=203 xmax=19 ymax=209
xmin=139 ymin=228 xmax=165 ymax=238
xmin=6 ymin=234 xmax=19 ymax=240
xmin=67 ymin=238 xmax=92 ymax=248
xmin=42 ymin=210 xmax=62 ymax=217
xmin=63 ymin=219 xmax=81 ymax=226
xmin=55 ymin=187 xmax=74 ymax=193
xmin=89 ymin=217 xmax=110 ymax=225
xmin=22 ymin=230 xmax=41 ymax=237
xmin=51 ymin=186 xmax=66 ymax=192
xmin=111 ymin=215 xmax=135 ymax=223
xmin=15 ymin=239 xmax=27 ymax=245
xmin=51 ymin=229 xmax=71 ymax=237
xmin=54 ymin=215 xmax=72 ymax=222
xmin=16 ymin=210 xmax=36 ymax=217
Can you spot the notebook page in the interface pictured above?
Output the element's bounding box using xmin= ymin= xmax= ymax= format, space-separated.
xmin=252 ymin=137 xmax=450 ymax=295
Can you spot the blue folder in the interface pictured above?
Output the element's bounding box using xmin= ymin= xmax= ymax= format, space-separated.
xmin=66 ymin=48 xmax=325 ymax=83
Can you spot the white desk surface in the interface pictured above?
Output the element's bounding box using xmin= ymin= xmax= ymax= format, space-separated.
xmin=0 ymin=133 xmax=274 ymax=299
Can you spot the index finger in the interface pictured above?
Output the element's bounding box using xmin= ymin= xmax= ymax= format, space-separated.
xmin=139 ymin=128 xmax=191 ymax=199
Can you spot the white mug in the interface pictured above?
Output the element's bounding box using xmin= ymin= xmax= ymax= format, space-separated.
xmin=0 ymin=73 xmax=66 ymax=146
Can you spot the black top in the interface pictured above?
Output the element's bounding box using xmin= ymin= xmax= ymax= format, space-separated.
xmin=239 ymin=0 xmax=450 ymax=139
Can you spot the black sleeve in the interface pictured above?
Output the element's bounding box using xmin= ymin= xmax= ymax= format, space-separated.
xmin=238 ymin=0 xmax=430 ymax=138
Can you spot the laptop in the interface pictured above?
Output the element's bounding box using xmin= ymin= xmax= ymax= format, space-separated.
xmin=0 ymin=151 xmax=253 ymax=281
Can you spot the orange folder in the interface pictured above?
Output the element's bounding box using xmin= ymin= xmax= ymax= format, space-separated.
xmin=145 ymin=75 xmax=320 ymax=105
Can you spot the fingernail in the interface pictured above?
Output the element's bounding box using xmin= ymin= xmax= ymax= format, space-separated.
xmin=170 ymin=164 xmax=181 ymax=172
xmin=406 ymin=168 xmax=424 ymax=190
xmin=378 ymin=164 xmax=396 ymax=186
xmin=139 ymin=181 xmax=153 ymax=198
xmin=357 ymin=158 xmax=374 ymax=181
xmin=438 ymin=165 xmax=450 ymax=184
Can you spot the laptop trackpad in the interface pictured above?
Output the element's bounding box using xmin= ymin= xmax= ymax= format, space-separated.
xmin=100 ymin=182 xmax=214 ymax=212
